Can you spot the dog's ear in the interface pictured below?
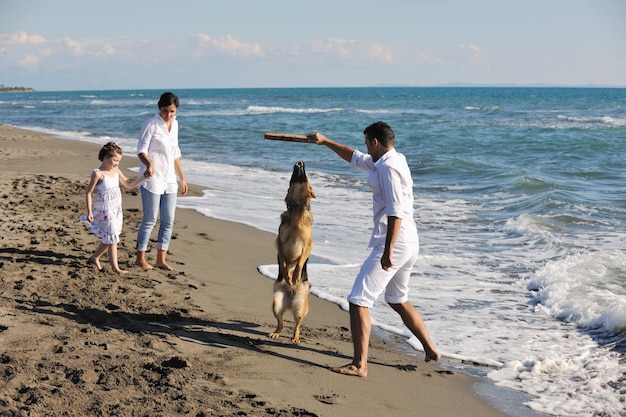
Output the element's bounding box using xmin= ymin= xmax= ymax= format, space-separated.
xmin=309 ymin=185 xmax=316 ymax=199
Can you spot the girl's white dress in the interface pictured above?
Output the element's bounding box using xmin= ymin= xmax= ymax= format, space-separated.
xmin=80 ymin=169 xmax=123 ymax=244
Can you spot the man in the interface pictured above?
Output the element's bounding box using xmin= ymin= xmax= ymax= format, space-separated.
xmin=308 ymin=121 xmax=440 ymax=378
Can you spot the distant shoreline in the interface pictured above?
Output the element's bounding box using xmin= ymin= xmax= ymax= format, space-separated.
xmin=1 ymin=85 xmax=625 ymax=94
xmin=0 ymin=86 xmax=34 ymax=92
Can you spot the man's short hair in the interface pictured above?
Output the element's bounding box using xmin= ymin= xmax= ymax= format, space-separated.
xmin=364 ymin=121 xmax=394 ymax=147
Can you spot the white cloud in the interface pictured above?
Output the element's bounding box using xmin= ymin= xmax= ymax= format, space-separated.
xmin=1 ymin=32 xmax=46 ymax=45
xmin=18 ymin=54 xmax=39 ymax=67
xmin=310 ymin=37 xmax=393 ymax=63
xmin=215 ymin=34 xmax=262 ymax=56
xmin=416 ymin=51 xmax=447 ymax=66
xmin=311 ymin=37 xmax=356 ymax=58
xmin=61 ymin=37 xmax=83 ymax=55
xmin=193 ymin=33 xmax=262 ymax=57
xmin=0 ymin=31 xmax=264 ymax=73
xmin=459 ymin=43 xmax=481 ymax=53
xmin=367 ymin=43 xmax=393 ymax=63
xmin=458 ymin=43 xmax=491 ymax=70
xmin=0 ymin=32 xmax=136 ymax=71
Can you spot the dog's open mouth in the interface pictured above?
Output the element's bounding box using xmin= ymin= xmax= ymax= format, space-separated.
xmin=290 ymin=160 xmax=307 ymax=184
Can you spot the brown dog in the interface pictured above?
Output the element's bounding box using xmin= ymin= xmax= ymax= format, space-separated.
xmin=269 ymin=160 xmax=315 ymax=343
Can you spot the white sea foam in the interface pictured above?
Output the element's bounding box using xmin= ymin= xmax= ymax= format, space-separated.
xmin=557 ymin=114 xmax=626 ymax=126
xmin=246 ymin=105 xmax=343 ymax=114
xmin=529 ymin=251 xmax=626 ymax=332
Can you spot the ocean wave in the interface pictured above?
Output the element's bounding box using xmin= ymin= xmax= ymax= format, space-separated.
xmin=489 ymin=348 xmax=624 ymax=417
xmin=528 ymin=251 xmax=626 ymax=333
xmin=355 ymin=109 xmax=393 ymax=114
xmin=557 ymin=114 xmax=626 ymax=127
xmin=84 ymin=98 xmax=152 ymax=107
xmin=246 ymin=105 xmax=343 ymax=114
xmin=3 ymin=102 xmax=35 ymax=109
xmin=464 ymin=105 xmax=501 ymax=113
xmin=184 ymin=99 xmax=216 ymax=106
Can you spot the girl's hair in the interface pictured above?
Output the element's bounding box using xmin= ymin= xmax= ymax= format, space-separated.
xmin=98 ymin=142 xmax=123 ymax=161
xmin=158 ymin=92 xmax=180 ymax=109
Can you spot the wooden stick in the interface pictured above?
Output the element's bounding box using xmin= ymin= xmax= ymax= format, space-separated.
xmin=264 ymin=132 xmax=312 ymax=143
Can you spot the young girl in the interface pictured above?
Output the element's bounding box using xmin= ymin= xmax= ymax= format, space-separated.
xmin=81 ymin=142 xmax=146 ymax=274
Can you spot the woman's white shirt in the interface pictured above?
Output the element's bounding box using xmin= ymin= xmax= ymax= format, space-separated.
xmin=137 ymin=113 xmax=182 ymax=194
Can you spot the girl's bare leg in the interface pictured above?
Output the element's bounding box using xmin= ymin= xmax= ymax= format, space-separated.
xmin=89 ymin=243 xmax=107 ymax=270
xmin=108 ymin=243 xmax=128 ymax=274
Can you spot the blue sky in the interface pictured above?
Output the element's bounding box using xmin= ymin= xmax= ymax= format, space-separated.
xmin=1 ymin=0 xmax=625 ymax=91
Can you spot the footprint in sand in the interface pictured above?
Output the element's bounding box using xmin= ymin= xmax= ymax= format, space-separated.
xmin=314 ymin=393 xmax=341 ymax=405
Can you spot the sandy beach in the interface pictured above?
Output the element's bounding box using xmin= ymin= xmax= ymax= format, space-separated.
xmin=0 ymin=124 xmax=508 ymax=417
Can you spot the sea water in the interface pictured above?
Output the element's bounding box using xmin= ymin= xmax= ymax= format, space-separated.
xmin=3 ymin=87 xmax=626 ymax=416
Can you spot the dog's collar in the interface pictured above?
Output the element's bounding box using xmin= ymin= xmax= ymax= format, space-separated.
xmin=287 ymin=202 xmax=310 ymax=211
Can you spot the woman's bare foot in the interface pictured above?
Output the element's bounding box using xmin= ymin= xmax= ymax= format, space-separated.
xmin=154 ymin=262 xmax=175 ymax=271
xmin=135 ymin=259 xmax=153 ymax=270
xmin=155 ymin=250 xmax=174 ymax=271
xmin=135 ymin=251 xmax=153 ymax=271
xmin=88 ymin=257 xmax=103 ymax=271
xmin=135 ymin=251 xmax=153 ymax=270
xmin=330 ymin=364 xmax=367 ymax=378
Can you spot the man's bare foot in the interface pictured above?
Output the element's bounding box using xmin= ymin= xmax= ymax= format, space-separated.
xmin=155 ymin=262 xmax=175 ymax=271
xmin=88 ymin=257 xmax=103 ymax=271
xmin=135 ymin=260 xmax=153 ymax=270
xmin=425 ymin=349 xmax=442 ymax=362
xmin=330 ymin=364 xmax=367 ymax=378
xmin=114 ymin=269 xmax=130 ymax=275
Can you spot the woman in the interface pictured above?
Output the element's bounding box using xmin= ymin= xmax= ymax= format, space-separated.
xmin=135 ymin=92 xmax=188 ymax=271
